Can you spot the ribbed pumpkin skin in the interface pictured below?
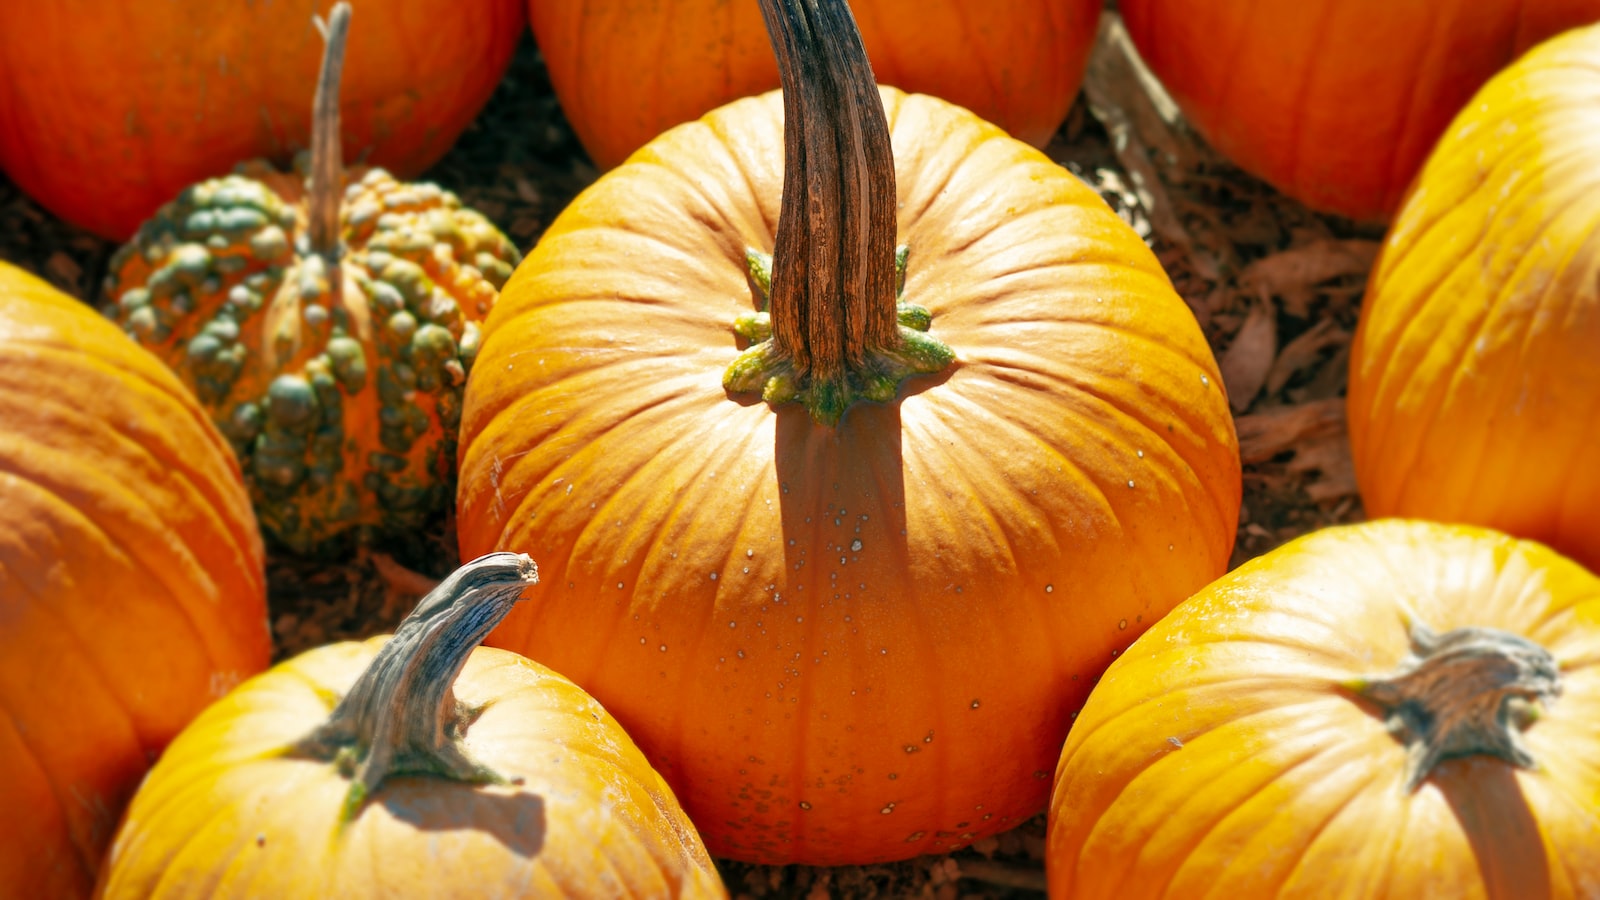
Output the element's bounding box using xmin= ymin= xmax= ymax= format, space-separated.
xmin=0 ymin=263 xmax=269 ymax=898
xmin=530 ymin=0 xmax=1101 ymax=169
xmin=1119 ymin=0 xmax=1600 ymax=221
xmin=0 ymin=0 xmax=524 ymax=240
xmin=97 ymin=640 xmax=727 ymax=900
xmin=457 ymin=88 xmax=1240 ymax=865
xmin=1348 ymin=24 xmax=1600 ymax=574
xmin=1047 ymin=520 xmax=1600 ymax=899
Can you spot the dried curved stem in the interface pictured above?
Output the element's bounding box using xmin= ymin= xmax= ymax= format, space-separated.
xmin=299 ymin=551 xmax=539 ymax=821
xmin=1350 ymin=622 xmax=1561 ymax=791
xmin=308 ymin=2 xmax=351 ymax=259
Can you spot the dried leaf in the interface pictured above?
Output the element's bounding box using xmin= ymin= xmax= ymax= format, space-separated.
xmin=1235 ymin=398 xmax=1345 ymax=463
xmin=1264 ymin=318 xmax=1349 ymax=396
xmin=1239 ymin=238 xmax=1379 ymax=316
xmin=1289 ymin=343 xmax=1352 ymax=403
xmin=1218 ymin=302 xmax=1277 ymax=412
xmin=45 ymin=251 xmax=82 ymax=296
xmin=1289 ymin=433 xmax=1359 ymax=502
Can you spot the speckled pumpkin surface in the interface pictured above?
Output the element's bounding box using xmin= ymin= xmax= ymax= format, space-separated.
xmin=103 ymin=159 xmax=520 ymax=554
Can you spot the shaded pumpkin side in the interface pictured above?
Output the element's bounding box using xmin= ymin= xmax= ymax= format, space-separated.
xmin=531 ymin=0 xmax=1101 ymax=168
xmin=0 ymin=262 xmax=269 ymax=898
xmin=1120 ymin=0 xmax=1600 ymax=220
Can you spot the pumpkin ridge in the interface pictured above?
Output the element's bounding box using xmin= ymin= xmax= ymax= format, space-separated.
xmin=1377 ymin=175 xmax=1596 ymax=514
xmin=619 ymin=150 xmax=777 ymax=253
xmin=1374 ymin=3 xmax=1450 ymax=212
xmin=1362 ymin=130 xmax=1594 ymax=378
xmin=0 ymin=692 xmax=106 ymax=884
xmin=1113 ymin=707 xmax=1361 ymax=893
xmin=908 ymin=392 xmax=1067 ymax=570
xmin=474 ymin=382 xmax=716 ymax=561
xmin=971 ymin=340 xmax=1216 ymax=461
xmin=0 ymin=433 xmax=235 ymax=686
xmin=1215 ymin=747 xmax=1383 ymax=896
xmin=1467 ymin=209 xmax=1600 ymax=528
xmin=2 ymin=547 xmax=158 ymax=750
xmin=0 ymin=349 xmax=265 ymax=607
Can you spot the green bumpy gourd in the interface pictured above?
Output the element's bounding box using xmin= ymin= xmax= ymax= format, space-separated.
xmin=103 ymin=157 xmax=521 ymax=555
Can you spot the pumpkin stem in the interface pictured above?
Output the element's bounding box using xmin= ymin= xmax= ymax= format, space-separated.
xmin=307 ymin=2 xmax=351 ymax=260
xmin=1353 ymin=622 xmax=1561 ymax=792
xmin=723 ymin=0 xmax=954 ymax=427
xmin=298 ymin=551 xmax=539 ymax=821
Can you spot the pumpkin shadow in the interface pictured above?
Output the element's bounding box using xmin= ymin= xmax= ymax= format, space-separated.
xmin=1434 ymin=759 xmax=1549 ymax=900
xmin=375 ymin=780 xmax=547 ymax=859
xmin=772 ymin=396 xmax=910 ymax=587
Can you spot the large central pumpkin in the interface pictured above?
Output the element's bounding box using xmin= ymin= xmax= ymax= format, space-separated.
xmin=458 ymin=0 xmax=1239 ymax=865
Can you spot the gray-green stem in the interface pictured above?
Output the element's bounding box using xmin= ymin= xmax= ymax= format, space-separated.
xmin=1349 ymin=622 xmax=1561 ymax=792
xmin=723 ymin=0 xmax=954 ymax=427
xmin=300 ymin=551 xmax=539 ymax=821
xmin=308 ymin=2 xmax=351 ymax=260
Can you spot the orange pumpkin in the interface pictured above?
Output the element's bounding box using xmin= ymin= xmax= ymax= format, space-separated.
xmin=0 ymin=0 xmax=523 ymax=240
xmin=97 ymin=552 xmax=728 ymax=899
xmin=1118 ymin=0 xmax=1600 ymax=221
xmin=458 ymin=0 xmax=1239 ymax=865
xmin=101 ymin=5 xmax=520 ymax=555
xmin=0 ymin=262 xmax=270 ymax=898
xmin=531 ymin=0 xmax=1102 ymax=169
xmin=1348 ymin=22 xmax=1600 ymax=573
xmin=1047 ymin=519 xmax=1600 ymax=898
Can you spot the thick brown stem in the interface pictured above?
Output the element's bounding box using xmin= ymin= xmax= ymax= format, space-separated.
xmin=1352 ymin=622 xmax=1561 ymax=792
xmin=308 ymin=2 xmax=351 ymax=259
xmin=762 ymin=0 xmax=897 ymax=374
xmin=299 ymin=551 xmax=539 ymax=820
xmin=724 ymin=0 xmax=953 ymax=426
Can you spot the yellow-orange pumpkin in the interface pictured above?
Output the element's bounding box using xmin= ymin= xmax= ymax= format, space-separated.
xmin=458 ymin=0 xmax=1239 ymax=865
xmin=0 ymin=262 xmax=269 ymax=898
xmin=1048 ymin=519 xmax=1600 ymax=898
xmin=101 ymin=5 xmax=520 ymax=554
xmin=0 ymin=0 xmax=524 ymax=240
xmin=531 ymin=0 xmax=1102 ymax=169
xmin=1348 ymin=22 xmax=1600 ymax=573
xmin=1119 ymin=0 xmax=1600 ymax=221
xmin=97 ymin=552 xmax=727 ymax=899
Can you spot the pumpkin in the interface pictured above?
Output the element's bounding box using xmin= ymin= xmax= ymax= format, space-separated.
xmin=101 ymin=4 xmax=521 ymax=556
xmin=0 ymin=0 xmax=523 ymax=241
xmin=530 ymin=0 xmax=1102 ymax=169
xmin=96 ymin=552 xmax=728 ymax=899
xmin=458 ymin=0 xmax=1239 ymax=865
xmin=1347 ymin=22 xmax=1600 ymax=574
xmin=1117 ymin=0 xmax=1600 ymax=221
xmin=0 ymin=261 xmax=270 ymax=898
xmin=1046 ymin=519 xmax=1600 ymax=898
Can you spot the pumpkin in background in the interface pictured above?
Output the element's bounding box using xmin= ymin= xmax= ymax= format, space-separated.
xmin=1118 ymin=0 xmax=1600 ymax=221
xmin=531 ymin=0 xmax=1102 ymax=169
xmin=1047 ymin=519 xmax=1600 ymax=898
xmin=1348 ymin=23 xmax=1600 ymax=573
xmin=0 ymin=0 xmax=523 ymax=240
xmin=0 ymin=262 xmax=270 ymax=898
xmin=98 ymin=553 xmax=727 ymax=900
xmin=102 ymin=4 xmax=521 ymax=556
xmin=459 ymin=0 xmax=1239 ymax=865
